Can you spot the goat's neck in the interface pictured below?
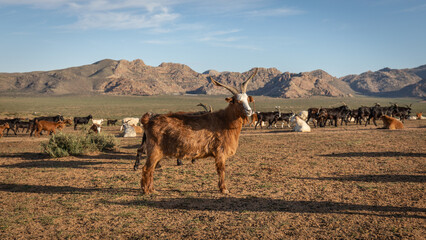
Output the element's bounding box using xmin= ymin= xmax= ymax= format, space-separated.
xmin=219 ymin=104 xmax=245 ymax=130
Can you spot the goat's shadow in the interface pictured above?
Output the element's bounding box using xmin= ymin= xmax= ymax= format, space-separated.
xmin=107 ymin=196 xmax=425 ymax=219
xmin=320 ymin=151 xmax=426 ymax=158
xmin=0 ymin=152 xmax=49 ymax=160
xmin=1 ymin=183 xmax=424 ymax=219
xmin=296 ymin=174 xmax=426 ymax=183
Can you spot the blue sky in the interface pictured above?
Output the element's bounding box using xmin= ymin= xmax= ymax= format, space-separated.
xmin=0 ymin=0 xmax=425 ymax=77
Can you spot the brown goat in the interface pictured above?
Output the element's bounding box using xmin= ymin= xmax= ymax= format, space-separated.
xmin=0 ymin=123 xmax=10 ymax=138
xmin=139 ymin=69 xmax=258 ymax=194
xmin=88 ymin=123 xmax=101 ymax=134
xmin=34 ymin=120 xmax=65 ymax=137
xmin=380 ymin=115 xmax=404 ymax=130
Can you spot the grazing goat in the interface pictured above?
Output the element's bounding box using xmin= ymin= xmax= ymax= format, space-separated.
xmin=92 ymin=119 xmax=104 ymax=125
xmin=89 ymin=123 xmax=101 ymax=134
xmin=138 ymin=68 xmax=257 ymax=194
xmin=380 ymin=115 xmax=403 ymax=130
xmin=0 ymin=123 xmax=10 ymax=138
xmin=291 ymin=115 xmax=311 ymax=132
xmin=107 ymin=119 xmax=118 ymax=126
xmin=73 ymin=115 xmax=92 ymax=130
xmin=34 ymin=120 xmax=65 ymax=137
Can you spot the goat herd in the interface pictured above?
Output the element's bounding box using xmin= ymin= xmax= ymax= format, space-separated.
xmin=251 ymin=102 xmax=418 ymax=131
xmin=0 ymin=114 xmax=128 ymax=138
xmin=0 ymin=103 xmax=420 ymax=140
xmin=0 ymin=71 xmax=423 ymax=194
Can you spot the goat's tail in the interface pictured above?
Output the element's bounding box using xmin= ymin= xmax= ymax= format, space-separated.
xmin=140 ymin=112 xmax=151 ymax=127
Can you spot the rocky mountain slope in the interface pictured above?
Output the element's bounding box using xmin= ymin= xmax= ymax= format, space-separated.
xmin=0 ymin=59 xmax=424 ymax=98
xmin=340 ymin=65 xmax=426 ymax=97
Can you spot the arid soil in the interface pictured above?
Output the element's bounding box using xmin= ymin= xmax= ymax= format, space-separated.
xmin=0 ymin=120 xmax=425 ymax=239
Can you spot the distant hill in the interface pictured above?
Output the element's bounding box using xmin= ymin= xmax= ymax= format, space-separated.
xmin=340 ymin=65 xmax=426 ymax=98
xmin=0 ymin=59 xmax=424 ymax=98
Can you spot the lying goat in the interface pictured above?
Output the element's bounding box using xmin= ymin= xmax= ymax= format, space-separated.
xmin=138 ymin=69 xmax=257 ymax=194
xmin=291 ymin=115 xmax=311 ymax=132
xmin=380 ymin=115 xmax=404 ymax=130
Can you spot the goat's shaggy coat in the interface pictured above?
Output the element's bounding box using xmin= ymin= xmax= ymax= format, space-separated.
xmin=380 ymin=115 xmax=404 ymax=130
xmin=139 ymin=69 xmax=257 ymax=194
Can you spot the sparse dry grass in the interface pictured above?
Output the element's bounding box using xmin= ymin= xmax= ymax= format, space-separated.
xmin=0 ymin=118 xmax=425 ymax=239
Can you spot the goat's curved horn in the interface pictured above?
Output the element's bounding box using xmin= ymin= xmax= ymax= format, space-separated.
xmin=197 ymin=103 xmax=208 ymax=112
xmin=209 ymin=77 xmax=239 ymax=96
xmin=241 ymin=68 xmax=258 ymax=93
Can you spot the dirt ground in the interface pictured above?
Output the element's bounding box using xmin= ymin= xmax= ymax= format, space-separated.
xmin=0 ymin=120 xmax=425 ymax=239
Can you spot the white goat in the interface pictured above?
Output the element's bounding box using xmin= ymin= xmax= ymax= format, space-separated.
xmin=121 ymin=123 xmax=137 ymax=137
xmin=92 ymin=119 xmax=104 ymax=125
xmin=120 ymin=117 xmax=140 ymax=131
xmin=291 ymin=115 xmax=311 ymax=132
xmin=297 ymin=111 xmax=308 ymax=121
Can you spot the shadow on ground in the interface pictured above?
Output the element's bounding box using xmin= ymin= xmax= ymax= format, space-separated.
xmin=1 ymin=183 xmax=424 ymax=219
xmin=296 ymin=174 xmax=426 ymax=183
xmin=320 ymin=151 xmax=426 ymax=158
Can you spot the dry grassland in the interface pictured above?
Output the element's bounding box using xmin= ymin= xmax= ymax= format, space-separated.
xmin=0 ymin=118 xmax=425 ymax=239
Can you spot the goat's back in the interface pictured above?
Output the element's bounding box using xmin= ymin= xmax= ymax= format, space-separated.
xmin=144 ymin=111 xmax=240 ymax=159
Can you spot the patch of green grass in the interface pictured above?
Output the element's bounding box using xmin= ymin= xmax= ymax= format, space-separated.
xmin=41 ymin=132 xmax=118 ymax=158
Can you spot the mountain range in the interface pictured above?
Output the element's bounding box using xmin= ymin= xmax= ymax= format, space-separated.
xmin=0 ymin=59 xmax=424 ymax=98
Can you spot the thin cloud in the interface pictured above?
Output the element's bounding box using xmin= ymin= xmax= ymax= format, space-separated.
xmin=401 ymin=3 xmax=426 ymax=12
xmin=198 ymin=29 xmax=241 ymax=43
xmin=0 ymin=0 xmax=181 ymax=30
xmin=247 ymin=7 xmax=304 ymax=17
xmin=143 ymin=39 xmax=178 ymax=45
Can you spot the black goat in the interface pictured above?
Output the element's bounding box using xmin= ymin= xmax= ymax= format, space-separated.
xmin=107 ymin=119 xmax=118 ymax=126
xmin=73 ymin=115 xmax=93 ymax=130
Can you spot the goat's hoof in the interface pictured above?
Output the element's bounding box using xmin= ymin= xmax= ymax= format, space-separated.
xmin=220 ymin=189 xmax=230 ymax=194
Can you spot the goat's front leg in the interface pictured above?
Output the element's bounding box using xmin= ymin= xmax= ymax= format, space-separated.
xmin=215 ymin=155 xmax=229 ymax=194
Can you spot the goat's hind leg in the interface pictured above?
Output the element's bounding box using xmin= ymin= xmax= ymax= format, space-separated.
xmin=141 ymin=149 xmax=162 ymax=194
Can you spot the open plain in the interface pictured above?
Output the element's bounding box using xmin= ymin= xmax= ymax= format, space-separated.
xmin=0 ymin=95 xmax=425 ymax=239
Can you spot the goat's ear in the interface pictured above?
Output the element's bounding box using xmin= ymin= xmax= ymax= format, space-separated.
xmin=248 ymin=96 xmax=254 ymax=103
xmin=225 ymin=97 xmax=233 ymax=103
